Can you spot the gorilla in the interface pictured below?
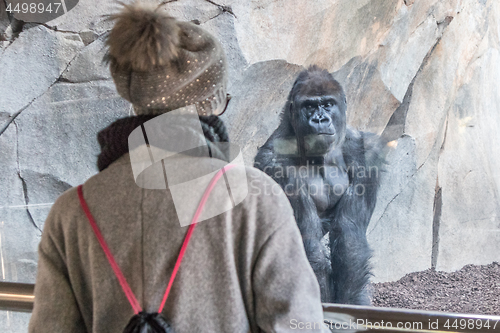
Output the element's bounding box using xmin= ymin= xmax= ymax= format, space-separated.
xmin=254 ymin=66 xmax=387 ymax=305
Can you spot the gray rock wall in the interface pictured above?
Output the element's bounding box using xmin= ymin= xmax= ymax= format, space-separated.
xmin=0 ymin=1 xmax=499 ymax=322
xmin=224 ymin=0 xmax=500 ymax=283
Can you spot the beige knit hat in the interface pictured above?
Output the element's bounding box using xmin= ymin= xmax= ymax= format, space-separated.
xmin=105 ymin=1 xmax=228 ymax=116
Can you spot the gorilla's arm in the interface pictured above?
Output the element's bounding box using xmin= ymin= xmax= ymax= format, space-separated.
xmin=328 ymin=129 xmax=388 ymax=305
xmin=329 ymin=187 xmax=373 ymax=305
xmin=287 ymin=182 xmax=332 ymax=301
xmin=253 ymin=136 xmax=276 ymax=177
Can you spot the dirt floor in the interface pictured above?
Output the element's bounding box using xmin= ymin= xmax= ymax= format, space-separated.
xmin=372 ymin=262 xmax=500 ymax=316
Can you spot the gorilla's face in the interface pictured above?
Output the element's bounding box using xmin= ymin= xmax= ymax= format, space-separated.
xmin=292 ymin=92 xmax=346 ymax=156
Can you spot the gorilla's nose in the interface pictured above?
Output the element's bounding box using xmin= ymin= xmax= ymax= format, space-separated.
xmin=309 ymin=116 xmax=332 ymax=132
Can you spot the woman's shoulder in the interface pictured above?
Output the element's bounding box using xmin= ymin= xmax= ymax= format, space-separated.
xmin=40 ymin=186 xmax=81 ymax=240
xmin=49 ymin=186 xmax=80 ymax=216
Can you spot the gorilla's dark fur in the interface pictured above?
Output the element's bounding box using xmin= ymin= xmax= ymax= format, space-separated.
xmin=254 ymin=66 xmax=387 ymax=305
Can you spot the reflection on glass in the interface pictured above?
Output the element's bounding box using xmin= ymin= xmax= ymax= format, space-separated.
xmin=0 ymin=310 xmax=31 ymax=333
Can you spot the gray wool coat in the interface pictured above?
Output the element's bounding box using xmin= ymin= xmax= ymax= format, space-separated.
xmin=28 ymin=152 xmax=326 ymax=332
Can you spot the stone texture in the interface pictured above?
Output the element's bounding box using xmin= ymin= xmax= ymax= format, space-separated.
xmin=379 ymin=14 xmax=441 ymax=103
xmin=44 ymin=0 xmax=133 ymax=33
xmin=202 ymin=13 xmax=248 ymax=90
xmin=159 ymin=1 xmax=246 ymax=89
xmin=436 ymin=2 xmax=500 ymax=271
xmin=160 ymin=0 xmax=221 ymax=24
xmin=397 ymin=0 xmax=461 ymax=38
xmin=0 ymin=111 xmax=13 ymax=133
xmin=404 ymin=1 xmax=490 ymax=168
xmin=0 ymin=125 xmax=39 ymax=284
xmin=0 ymin=0 xmax=9 ymax=39
xmin=78 ymin=29 xmax=99 ymax=46
xmin=43 ymin=0 xmax=236 ymax=33
xmin=0 ymin=11 xmax=23 ymax=48
xmin=367 ymin=0 xmax=496 ymax=281
xmin=232 ymin=0 xmax=400 ymax=71
xmin=368 ymin=109 xmax=447 ymax=282
xmin=15 ymin=80 xmax=130 ymax=229
xmin=19 ymin=170 xmax=72 ymax=233
xmin=367 ymin=145 xmax=436 ymax=282
xmin=60 ymin=34 xmax=111 ymax=83
xmin=221 ymin=60 xmax=303 ymax=165
xmin=333 ymin=56 xmax=400 ymax=134
xmin=0 ymin=25 xmax=84 ymax=116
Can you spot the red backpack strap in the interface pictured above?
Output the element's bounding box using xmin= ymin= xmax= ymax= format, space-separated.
xmin=77 ymin=164 xmax=237 ymax=314
xmin=157 ymin=164 xmax=236 ymax=312
xmin=78 ymin=185 xmax=143 ymax=314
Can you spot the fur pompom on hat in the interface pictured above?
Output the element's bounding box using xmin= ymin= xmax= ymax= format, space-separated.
xmin=105 ymin=2 xmax=180 ymax=71
xmin=104 ymin=1 xmax=228 ymax=116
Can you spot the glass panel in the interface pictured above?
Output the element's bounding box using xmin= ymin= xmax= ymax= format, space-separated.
xmin=0 ymin=0 xmax=498 ymax=322
xmin=0 ymin=311 xmax=30 ymax=333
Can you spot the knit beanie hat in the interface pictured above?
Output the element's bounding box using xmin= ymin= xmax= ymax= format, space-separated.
xmin=104 ymin=1 xmax=228 ymax=116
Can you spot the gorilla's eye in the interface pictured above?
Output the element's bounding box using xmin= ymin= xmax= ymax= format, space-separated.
xmin=304 ymin=104 xmax=315 ymax=114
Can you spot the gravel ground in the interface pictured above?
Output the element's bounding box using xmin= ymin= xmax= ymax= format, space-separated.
xmin=372 ymin=262 xmax=500 ymax=316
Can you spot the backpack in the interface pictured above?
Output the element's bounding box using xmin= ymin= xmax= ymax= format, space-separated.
xmin=78 ymin=165 xmax=236 ymax=332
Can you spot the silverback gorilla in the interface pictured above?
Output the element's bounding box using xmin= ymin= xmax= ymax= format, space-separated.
xmin=254 ymin=66 xmax=387 ymax=305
